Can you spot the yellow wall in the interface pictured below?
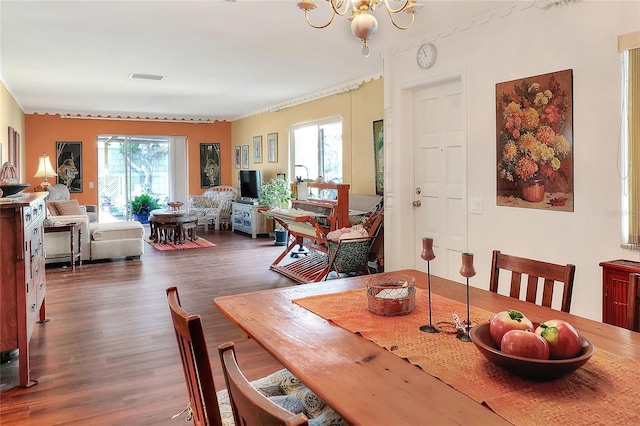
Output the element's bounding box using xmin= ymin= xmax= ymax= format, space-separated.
xmin=231 ymin=78 xmax=383 ymax=194
xmin=1 ymin=81 xmax=26 ymax=179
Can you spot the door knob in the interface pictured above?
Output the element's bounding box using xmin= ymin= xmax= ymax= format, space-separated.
xmin=413 ymin=200 xmax=422 ymax=207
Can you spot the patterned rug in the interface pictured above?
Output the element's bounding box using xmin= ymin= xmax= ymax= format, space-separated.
xmin=145 ymin=237 xmax=216 ymax=251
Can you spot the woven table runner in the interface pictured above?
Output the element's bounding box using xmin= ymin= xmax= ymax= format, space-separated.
xmin=293 ymin=288 xmax=640 ymax=425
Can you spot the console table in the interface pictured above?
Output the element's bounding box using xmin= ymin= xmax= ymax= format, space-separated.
xmin=44 ymin=222 xmax=81 ymax=271
xmin=600 ymin=259 xmax=640 ymax=328
xmin=231 ymin=202 xmax=273 ymax=238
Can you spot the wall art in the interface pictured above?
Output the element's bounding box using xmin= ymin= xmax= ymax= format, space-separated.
xmin=267 ymin=133 xmax=278 ymax=163
xmin=241 ymin=144 xmax=250 ymax=169
xmin=373 ymin=119 xmax=384 ymax=195
xmin=253 ymin=135 xmax=262 ymax=163
xmin=200 ymin=143 xmax=221 ymax=188
xmin=56 ymin=141 xmax=82 ymax=192
xmin=496 ymin=69 xmax=573 ymax=211
xmin=234 ymin=146 xmax=241 ymax=169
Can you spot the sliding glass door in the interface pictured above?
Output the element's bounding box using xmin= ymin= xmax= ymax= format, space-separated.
xmin=97 ymin=135 xmax=170 ymax=221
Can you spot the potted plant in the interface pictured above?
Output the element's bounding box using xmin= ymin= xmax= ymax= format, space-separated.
xmin=259 ymin=178 xmax=293 ymax=246
xmin=130 ymin=193 xmax=161 ymax=224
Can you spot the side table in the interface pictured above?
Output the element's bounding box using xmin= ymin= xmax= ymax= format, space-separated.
xmin=44 ymin=222 xmax=82 ymax=271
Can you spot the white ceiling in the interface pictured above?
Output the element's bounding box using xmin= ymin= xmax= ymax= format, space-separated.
xmin=1 ymin=0 xmax=519 ymax=122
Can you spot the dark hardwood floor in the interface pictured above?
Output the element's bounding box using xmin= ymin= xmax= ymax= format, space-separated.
xmin=0 ymin=227 xmax=297 ymax=425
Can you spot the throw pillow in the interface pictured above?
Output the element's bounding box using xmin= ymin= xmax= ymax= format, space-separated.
xmin=54 ymin=199 xmax=82 ymax=216
xmin=47 ymin=202 xmax=61 ymax=215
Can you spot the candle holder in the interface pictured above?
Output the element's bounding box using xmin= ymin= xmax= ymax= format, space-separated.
xmin=419 ymin=237 xmax=438 ymax=333
xmin=458 ymin=252 xmax=475 ymax=342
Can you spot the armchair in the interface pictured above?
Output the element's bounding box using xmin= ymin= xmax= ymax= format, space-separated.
xmin=189 ymin=186 xmax=239 ymax=231
xmin=46 ymin=183 xmax=98 ymax=222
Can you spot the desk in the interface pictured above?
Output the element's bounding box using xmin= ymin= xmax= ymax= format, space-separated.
xmin=43 ymin=222 xmax=81 ymax=271
xmin=215 ymin=270 xmax=640 ymax=425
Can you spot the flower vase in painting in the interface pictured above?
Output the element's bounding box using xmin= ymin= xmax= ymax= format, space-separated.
xmin=496 ymin=69 xmax=574 ymax=211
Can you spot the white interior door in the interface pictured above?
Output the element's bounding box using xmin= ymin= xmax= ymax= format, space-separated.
xmin=413 ymin=78 xmax=466 ymax=281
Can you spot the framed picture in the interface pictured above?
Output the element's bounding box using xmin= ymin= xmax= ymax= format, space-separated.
xmin=234 ymin=146 xmax=241 ymax=169
xmin=496 ymin=69 xmax=574 ymax=212
xmin=267 ymin=132 xmax=278 ymax=163
xmin=241 ymin=144 xmax=250 ymax=169
xmin=56 ymin=141 xmax=82 ymax=192
xmin=200 ymin=143 xmax=221 ymax=188
xmin=373 ymin=119 xmax=384 ymax=195
xmin=253 ymin=135 xmax=262 ymax=163
xmin=8 ymin=127 xmax=19 ymax=173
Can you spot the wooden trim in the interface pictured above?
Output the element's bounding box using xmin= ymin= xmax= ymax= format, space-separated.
xmin=619 ymin=30 xmax=640 ymax=52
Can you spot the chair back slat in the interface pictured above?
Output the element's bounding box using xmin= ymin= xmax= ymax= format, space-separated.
xmin=490 ymin=250 xmax=576 ymax=313
xmin=627 ymin=274 xmax=640 ymax=331
xmin=166 ymin=287 xmax=222 ymax=426
xmin=218 ymin=342 xmax=308 ymax=426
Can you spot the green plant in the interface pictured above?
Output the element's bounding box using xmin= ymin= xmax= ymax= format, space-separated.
xmin=130 ymin=193 xmax=161 ymax=215
xmin=259 ymin=178 xmax=293 ymax=209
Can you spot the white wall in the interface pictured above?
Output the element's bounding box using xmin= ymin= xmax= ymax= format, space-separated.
xmin=384 ymin=0 xmax=640 ymax=321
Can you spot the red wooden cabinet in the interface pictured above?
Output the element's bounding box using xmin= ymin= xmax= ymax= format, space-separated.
xmin=600 ymin=259 xmax=640 ymax=329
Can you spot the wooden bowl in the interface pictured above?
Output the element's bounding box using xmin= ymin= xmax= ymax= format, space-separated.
xmin=470 ymin=322 xmax=595 ymax=381
xmin=0 ymin=183 xmax=30 ymax=196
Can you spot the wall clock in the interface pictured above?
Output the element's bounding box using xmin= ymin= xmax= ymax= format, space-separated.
xmin=417 ymin=43 xmax=437 ymax=70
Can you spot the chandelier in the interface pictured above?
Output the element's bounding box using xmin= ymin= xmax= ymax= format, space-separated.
xmin=297 ymin=0 xmax=423 ymax=57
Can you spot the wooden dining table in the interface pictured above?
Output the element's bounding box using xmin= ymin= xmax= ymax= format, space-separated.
xmin=214 ymin=269 xmax=640 ymax=425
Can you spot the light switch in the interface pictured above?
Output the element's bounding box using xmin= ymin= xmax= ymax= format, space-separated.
xmin=89 ymin=181 xmax=94 ymax=189
xmin=470 ymin=198 xmax=482 ymax=214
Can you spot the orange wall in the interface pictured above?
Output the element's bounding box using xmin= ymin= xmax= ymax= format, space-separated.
xmin=24 ymin=114 xmax=231 ymax=206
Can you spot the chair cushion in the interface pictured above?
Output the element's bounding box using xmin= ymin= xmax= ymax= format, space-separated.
xmin=46 ymin=183 xmax=71 ymax=202
xmin=51 ymin=199 xmax=83 ymax=216
xmin=190 ymin=194 xmax=220 ymax=209
xmin=216 ymin=368 xmax=346 ymax=426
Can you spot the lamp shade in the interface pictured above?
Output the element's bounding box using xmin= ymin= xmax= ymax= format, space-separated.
xmin=33 ymin=153 xmax=57 ymax=188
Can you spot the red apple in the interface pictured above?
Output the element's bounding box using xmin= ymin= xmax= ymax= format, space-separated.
xmin=535 ymin=320 xmax=582 ymax=359
xmin=501 ymin=329 xmax=550 ymax=360
xmin=489 ymin=309 xmax=534 ymax=346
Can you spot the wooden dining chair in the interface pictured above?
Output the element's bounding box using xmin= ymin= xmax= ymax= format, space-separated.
xmin=627 ymin=273 xmax=640 ymax=331
xmin=489 ymin=250 xmax=576 ymax=312
xmin=167 ymin=287 xmax=344 ymax=426
xmin=218 ymin=342 xmax=309 ymax=426
xmin=166 ymin=286 xmax=223 ymax=426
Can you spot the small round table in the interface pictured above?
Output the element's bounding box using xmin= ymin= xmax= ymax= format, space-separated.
xmin=149 ymin=209 xmax=198 ymax=244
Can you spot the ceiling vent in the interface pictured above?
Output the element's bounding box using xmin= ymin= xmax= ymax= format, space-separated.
xmin=129 ymin=73 xmax=165 ymax=81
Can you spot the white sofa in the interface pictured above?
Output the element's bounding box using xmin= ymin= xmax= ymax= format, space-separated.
xmin=188 ymin=186 xmax=239 ymax=231
xmin=44 ymin=187 xmax=145 ymax=263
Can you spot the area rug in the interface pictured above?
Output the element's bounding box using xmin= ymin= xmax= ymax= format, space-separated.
xmin=145 ymin=237 xmax=216 ymax=251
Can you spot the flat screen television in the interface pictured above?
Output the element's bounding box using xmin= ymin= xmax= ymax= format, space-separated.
xmin=239 ymin=170 xmax=261 ymax=200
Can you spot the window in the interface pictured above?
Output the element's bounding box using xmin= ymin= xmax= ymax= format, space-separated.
xmin=291 ymin=117 xmax=342 ymax=183
xmin=621 ymin=31 xmax=640 ymax=248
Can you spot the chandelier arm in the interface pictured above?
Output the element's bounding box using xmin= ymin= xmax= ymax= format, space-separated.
xmin=386 ymin=6 xmax=416 ymax=30
xmin=382 ymin=0 xmax=411 ymax=14
xmin=328 ymin=0 xmax=355 ymax=17
xmin=304 ymin=10 xmax=337 ymax=29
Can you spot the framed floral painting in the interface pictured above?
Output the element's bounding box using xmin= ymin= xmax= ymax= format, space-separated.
xmin=496 ymin=69 xmax=574 ymax=211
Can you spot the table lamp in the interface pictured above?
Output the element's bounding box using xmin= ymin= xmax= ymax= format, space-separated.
xmin=419 ymin=237 xmax=438 ymax=333
xmin=33 ymin=153 xmax=57 ymax=189
xmin=458 ymin=252 xmax=476 ymax=342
